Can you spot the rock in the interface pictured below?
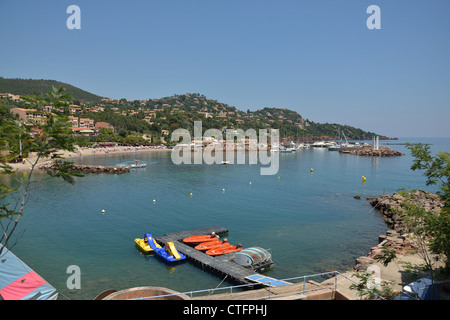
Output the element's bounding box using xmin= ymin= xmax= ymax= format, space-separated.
xmin=355 ymin=256 xmax=375 ymax=271
xmin=354 ymin=195 xmax=361 ymax=199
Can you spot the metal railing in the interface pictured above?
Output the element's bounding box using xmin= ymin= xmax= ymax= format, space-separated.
xmin=127 ymin=271 xmax=384 ymax=300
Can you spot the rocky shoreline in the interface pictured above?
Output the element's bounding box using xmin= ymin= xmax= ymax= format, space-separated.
xmin=39 ymin=162 xmax=130 ymax=174
xmin=354 ymin=190 xmax=444 ymax=272
xmin=340 ymin=146 xmax=404 ymax=157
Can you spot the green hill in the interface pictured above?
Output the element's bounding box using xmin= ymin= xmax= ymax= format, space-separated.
xmin=0 ymin=77 xmax=103 ymax=103
xmin=0 ymin=77 xmax=387 ymax=140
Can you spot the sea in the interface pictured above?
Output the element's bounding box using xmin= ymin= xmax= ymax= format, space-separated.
xmin=2 ymin=137 xmax=449 ymax=300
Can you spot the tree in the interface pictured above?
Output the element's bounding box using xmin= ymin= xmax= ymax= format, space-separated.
xmin=352 ymin=143 xmax=450 ymax=299
xmin=406 ymin=143 xmax=450 ymax=273
xmin=0 ymin=87 xmax=83 ymax=256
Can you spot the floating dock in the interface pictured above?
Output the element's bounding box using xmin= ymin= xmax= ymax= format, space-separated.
xmin=154 ymin=226 xmax=288 ymax=287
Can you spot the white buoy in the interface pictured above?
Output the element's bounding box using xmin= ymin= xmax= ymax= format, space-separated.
xmin=101 ymin=209 xmax=105 ymax=214
xmin=153 ymin=199 xmax=156 ymax=204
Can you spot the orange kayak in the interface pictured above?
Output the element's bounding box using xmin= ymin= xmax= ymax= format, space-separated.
xmin=206 ymin=245 xmax=243 ymax=256
xmin=183 ymin=234 xmax=219 ymax=244
xmin=195 ymin=239 xmax=230 ymax=251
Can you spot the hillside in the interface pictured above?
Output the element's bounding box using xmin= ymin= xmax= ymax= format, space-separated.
xmin=0 ymin=77 xmax=103 ymax=103
xmin=90 ymin=93 xmax=382 ymax=141
xmin=0 ymin=77 xmax=386 ymax=141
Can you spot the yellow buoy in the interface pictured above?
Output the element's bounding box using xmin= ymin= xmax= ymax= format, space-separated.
xmin=362 ymin=176 xmax=367 ymax=182
xmin=278 ymin=176 xmax=280 ymax=179
xmin=249 ymin=182 xmax=252 ymax=185
xmin=190 ymin=193 xmax=193 ymax=197
xmin=222 ymin=189 xmax=225 ymax=193
xmin=310 ymin=168 xmax=313 ymax=173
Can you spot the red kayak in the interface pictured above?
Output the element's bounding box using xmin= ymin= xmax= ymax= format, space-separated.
xmin=183 ymin=233 xmax=219 ymax=244
xmin=206 ymin=245 xmax=243 ymax=256
xmin=195 ymin=239 xmax=230 ymax=251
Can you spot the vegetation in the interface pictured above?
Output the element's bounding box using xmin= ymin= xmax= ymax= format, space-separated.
xmin=405 ymin=143 xmax=450 ymax=273
xmin=0 ymin=77 xmax=103 ymax=103
xmin=0 ymin=87 xmax=83 ymax=255
xmin=1 ymin=78 xmax=384 ymax=145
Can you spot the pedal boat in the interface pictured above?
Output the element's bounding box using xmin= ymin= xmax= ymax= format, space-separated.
xmin=135 ymin=236 xmax=161 ymax=253
xmin=154 ymin=241 xmax=186 ymax=263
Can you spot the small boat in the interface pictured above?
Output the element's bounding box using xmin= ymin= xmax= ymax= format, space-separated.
xmin=311 ymin=141 xmax=327 ymax=148
xmin=183 ymin=233 xmax=219 ymax=244
xmin=130 ymin=160 xmax=146 ymax=168
xmin=135 ymin=236 xmax=161 ymax=253
xmin=141 ymin=233 xmax=186 ymax=262
xmin=154 ymin=241 xmax=186 ymax=263
xmin=327 ymin=145 xmax=341 ymax=151
xmin=194 ymin=239 xmax=230 ymax=251
xmin=206 ymin=244 xmax=243 ymax=256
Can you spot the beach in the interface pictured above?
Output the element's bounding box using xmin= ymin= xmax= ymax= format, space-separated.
xmin=5 ymin=145 xmax=171 ymax=173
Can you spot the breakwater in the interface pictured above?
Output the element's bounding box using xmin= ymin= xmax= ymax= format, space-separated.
xmin=39 ymin=162 xmax=130 ymax=174
xmin=340 ymin=146 xmax=403 ymax=156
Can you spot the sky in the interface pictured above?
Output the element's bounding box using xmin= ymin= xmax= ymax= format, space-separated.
xmin=1 ymin=0 xmax=449 ymax=138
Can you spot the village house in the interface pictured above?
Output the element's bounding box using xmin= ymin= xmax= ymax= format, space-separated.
xmin=95 ymin=121 xmax=114 ymax=131
xmin=68 ymin=116 xmax=79 ymax=128
xmin=69 ymin=105 xmax=83 ymax=114
xmin=10 ymin=107 xmax=48 ymax=125
xmin=79 ymin=118 xmax=95 ymax=129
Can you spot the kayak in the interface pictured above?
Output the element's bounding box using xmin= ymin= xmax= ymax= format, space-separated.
xmin=183 ymin=233 xmax=219 ymax=244
xmin=206 ymin=245 xmax=243 ymax=256
xmin=195 ymin=239 xmax=230 ymax=251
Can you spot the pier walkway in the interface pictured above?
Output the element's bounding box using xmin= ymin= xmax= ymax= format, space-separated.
xmin=155 ymin=226 xmax=284 ymax=286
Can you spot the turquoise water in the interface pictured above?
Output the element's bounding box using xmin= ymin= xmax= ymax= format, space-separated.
xmin=3 ymin=137 xmax=449 ymax=299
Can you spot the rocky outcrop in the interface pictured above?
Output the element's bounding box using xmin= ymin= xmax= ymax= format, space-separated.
xmin=39 ymin=162 xmax=130 ymax=174
xmin=353 ymin=190 xmax=444 ymax=271
xmin=370 ymin=190 xmax=444 ymax=232
xmin=340 ymin=146 xmax=403 ymax=157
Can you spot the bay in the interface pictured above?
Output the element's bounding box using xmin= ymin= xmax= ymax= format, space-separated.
xmin=4 ymin=137 xmax=449 ymax=299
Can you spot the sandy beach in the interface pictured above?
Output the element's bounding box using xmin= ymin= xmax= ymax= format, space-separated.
xmin=4 ymin=145 xmax=171 ymax=173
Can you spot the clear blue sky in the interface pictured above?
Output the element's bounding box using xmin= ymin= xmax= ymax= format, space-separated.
xmin=1 ymin=0 xmax=449 ymax=137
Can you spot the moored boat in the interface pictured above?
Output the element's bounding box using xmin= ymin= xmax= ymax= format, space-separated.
xmin=206 ymin=244 xmax=243 ymax=256
xmin=154 ymin=241 xmax=186 ymax=263
xmin=183 ymin=232 xmax=219 ymax=244
xmin=194 ymin=239 xmax=230 ymax=251
xmin=135 ymin=236 xmax=161 ymax=253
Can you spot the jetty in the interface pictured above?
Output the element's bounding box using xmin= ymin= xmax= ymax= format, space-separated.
xmin=154 ymin=226 xmax=287 ymax=287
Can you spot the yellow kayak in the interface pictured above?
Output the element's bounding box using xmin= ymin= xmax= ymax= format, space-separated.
xmin=135 ymin=236 xmax=161 ymax=253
